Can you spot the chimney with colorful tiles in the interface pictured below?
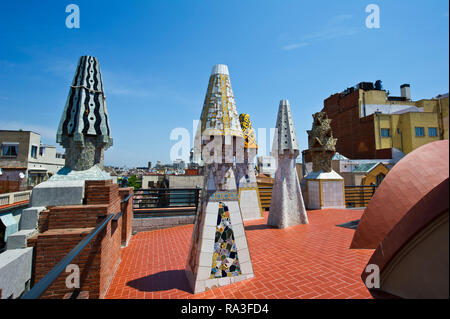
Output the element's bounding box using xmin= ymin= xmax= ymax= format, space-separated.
xmin=268 ymin=99 xmax=309 ymax=228
xmin=185 ymin=64 xmax=254 ymax=293
xmin=235 ymin=113 xmax=263 ymax=221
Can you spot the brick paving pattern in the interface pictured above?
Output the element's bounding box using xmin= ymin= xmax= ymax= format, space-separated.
xmin=105 ymin=209 xmax=374 ymax=299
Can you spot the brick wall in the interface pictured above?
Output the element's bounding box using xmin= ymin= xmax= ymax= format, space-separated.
xmin=33 ymin=227 xmax=101 ymax=298
xmin=323 ymin=91 xmax=379 ymax=159
xmin=119 ymin=187 xmax=133 ymax=247
xmin=85 ymin=180 xmax=119 ymax=205
xmin=31 ymin=179 xmax=123 ymax=299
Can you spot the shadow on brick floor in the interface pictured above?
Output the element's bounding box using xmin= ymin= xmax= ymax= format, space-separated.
xmin=244 ymin=224 xmax=277 ymax=231
xmin=126 ymin=270 xmax=192 ymax=293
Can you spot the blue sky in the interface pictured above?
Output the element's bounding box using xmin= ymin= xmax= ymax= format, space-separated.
xmin=1 ymin=0 xmax=448 ymax=167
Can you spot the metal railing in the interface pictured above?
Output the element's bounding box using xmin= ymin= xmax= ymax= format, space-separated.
xmin=257 ymin=186 xmax=273 ymax=211
xmin=133 ymin=188 xmax=200 ymax=217
xmin=21 ymin=194 xmax=132 ymax=299
xmin=344 ymin=185 xmax=377 ymax=208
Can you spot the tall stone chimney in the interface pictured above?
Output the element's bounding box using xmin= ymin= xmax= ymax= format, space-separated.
xmin=56 ymin=55 xmax=113 ymax=171
xmin=185 ymin=64 xmax=254 ymax=294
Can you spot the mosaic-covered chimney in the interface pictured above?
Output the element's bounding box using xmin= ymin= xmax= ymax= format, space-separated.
xmin=185 ymin=64 xmax=254 ymax=294
xmin=199 ymin=64 xmax=244 ymax=164
xmin=236 ymin=113 xmax=262 ymax=220
xmin=307 ymin=112 xmax=336 ymax=173
xmin=268 ymin=100 xmax=308 ymax=228
xmin=56 ymin=55 xmax=113 ymax=171
xmin=239 ymin=113 xmax=258 ymax=150
xmin=274 ymin=99 xmax=300 ymax=155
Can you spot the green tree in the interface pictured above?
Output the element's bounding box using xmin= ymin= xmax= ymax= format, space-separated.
xmin=127 ymin=175 xmax=141 ymax=190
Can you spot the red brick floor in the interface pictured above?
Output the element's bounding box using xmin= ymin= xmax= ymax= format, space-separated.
xmin=105 ymin=209 xmax=374 ymax=299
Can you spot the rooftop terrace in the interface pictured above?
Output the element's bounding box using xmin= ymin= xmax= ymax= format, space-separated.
xmin=105 ymin=209 xmax=374 ymax=299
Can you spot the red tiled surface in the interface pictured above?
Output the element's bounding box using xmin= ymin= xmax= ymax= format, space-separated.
xmin=105 ymin=209 xmax=374 ymax=299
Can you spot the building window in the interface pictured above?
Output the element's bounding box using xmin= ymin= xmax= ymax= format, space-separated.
xmin=415 ymin=127 xmax=425 ymax=137
xmin=1 ymin=143 xmax=18 ymax=157
xmin=39 ymin=146 xmax=46 ymax=156
xmin=376 ymin=173 xmax=385 ymax=185
xmin=31 ymin=145 xmax=38 ymax=159
xmin=428 ymin=127 xmax=438 ymax=137
xmin=380 ymin=128 xmax=390 ymax=137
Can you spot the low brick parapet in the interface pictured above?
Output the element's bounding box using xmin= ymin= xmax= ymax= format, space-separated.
xmin=30 ymin=179 xmax=124 ymax=299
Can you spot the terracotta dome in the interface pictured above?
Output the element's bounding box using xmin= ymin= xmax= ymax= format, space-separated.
xmin=351 ymin=140 xmax=449 ymax=249
xmin=361 ymin=178 xmax=449 ymax=298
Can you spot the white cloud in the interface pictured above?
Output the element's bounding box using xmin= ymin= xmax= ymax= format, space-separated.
xmin=43 ymin=58 xmax=77 ymax=80
xmin=302 ymin=25 xmax=358 ymax=41
xmin=101 ymin=69 xmax=153 ymax=98
xmin=280 ymin=13 xmax=358 ymax=51
xmin=281 ymin=42 xmax=309 ymax=51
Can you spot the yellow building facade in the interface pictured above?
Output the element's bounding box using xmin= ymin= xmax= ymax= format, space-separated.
xmin=361 ymin=89 xmax=448 ymax=155
xmin=360 ymin=162 xmax=389 ymax=186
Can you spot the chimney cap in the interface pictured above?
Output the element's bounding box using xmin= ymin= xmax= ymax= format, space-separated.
xmin=211 ymin=64 xmax=229 ymax=75
xmin=279 ymin=99 xmax=290 ymax=107
xmin=400 ymin=83 xmax=410 ymax=88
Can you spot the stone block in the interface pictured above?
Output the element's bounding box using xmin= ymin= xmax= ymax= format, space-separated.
xmin=240 ymin=261 xmax=253 ymax=275
xmin=202 ymin=225 xmax=216 ymax=240
xmin=19 ymin=207 xmax=46 ymax=230
xmin=31 ymin=180 xmax=85 ymax=207
xmin=6 ymin=229 xmax=37 ymax=250
xmin=218 ymin=277 xmax=231 ymax=287
xmin=197 ymin=266 xmax=211 ymax=280
xmin=200 ymin=239 xmax=214 ymax=253
xmin=0 ymin=247 xmax=33 ymax=299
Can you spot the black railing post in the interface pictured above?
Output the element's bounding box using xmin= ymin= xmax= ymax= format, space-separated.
xmin=194 ymin=188 xmax=200 ymax=212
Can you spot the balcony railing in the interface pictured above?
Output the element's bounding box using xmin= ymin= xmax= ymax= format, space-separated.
xmin=344 ymin=185 xmax=378 ymax=208
xmin=257 ymin=187 xmax=273 ymax=211
xmin=133 ymin=188 xmax=201 ymax=217
xmin=0 ymin=190 xmax=32 ymax=208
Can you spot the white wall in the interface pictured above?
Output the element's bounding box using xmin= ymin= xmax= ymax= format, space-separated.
xmin=168 ymin=175 xmax=203 ymax=189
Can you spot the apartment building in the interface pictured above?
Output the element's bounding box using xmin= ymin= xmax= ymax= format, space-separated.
xmin=0 ymin=130 xmax=65 ymax=191
xmin=322 ymin=82 xmax=449 ymax=159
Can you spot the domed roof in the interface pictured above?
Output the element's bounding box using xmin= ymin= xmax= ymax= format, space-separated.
xmin=361 ymin=178 xmax=449 ymax=298
xmin=351 ymin=140 xmax=449 ymax=249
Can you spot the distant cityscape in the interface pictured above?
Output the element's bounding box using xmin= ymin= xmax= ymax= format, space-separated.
xmin=1 ymin=80 xmax=447 ymax=193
